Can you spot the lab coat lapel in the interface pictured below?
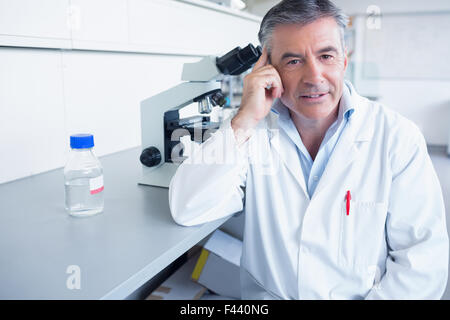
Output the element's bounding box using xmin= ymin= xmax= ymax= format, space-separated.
xmin=313 ymin=96 xmax=373 ymax=197
xmin=267 ymin=112 xmax=309 ymax=198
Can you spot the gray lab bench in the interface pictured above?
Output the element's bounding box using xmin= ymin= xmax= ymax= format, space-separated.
xmin=0 ymin=147 xmax=229 ymax=299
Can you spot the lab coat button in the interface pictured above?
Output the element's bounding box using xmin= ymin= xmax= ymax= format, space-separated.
xmin=300 ymin=246 xmax=309 ymax=254
xmin=313 ymin=175 xmax=319 ymax=181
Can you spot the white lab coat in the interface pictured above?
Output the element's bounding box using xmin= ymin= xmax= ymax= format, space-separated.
xmin=168 ymin=82 xmax=449 ymax=299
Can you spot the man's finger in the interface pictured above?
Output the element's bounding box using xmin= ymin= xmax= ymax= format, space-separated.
xmin=256 ymin=66 xmax=284 ymax=93
xmin=252 ymin=46 xmax=269 ymax=71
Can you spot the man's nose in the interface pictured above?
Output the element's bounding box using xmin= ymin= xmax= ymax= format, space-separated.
xmin=302 ymin=59 xmax=324 ymax=85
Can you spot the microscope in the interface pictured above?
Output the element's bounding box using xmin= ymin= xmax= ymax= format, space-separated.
xmin=139 ymin=44 xmax=262 ymax=188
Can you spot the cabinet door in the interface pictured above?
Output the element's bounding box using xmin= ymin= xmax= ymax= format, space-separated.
xmin=128 ymin=0 xmax=260 ymax=56
xmin=70 ymin=0 xmax=129 ymax=51
xmin=0 ymin=0 xmax=71 ymax=48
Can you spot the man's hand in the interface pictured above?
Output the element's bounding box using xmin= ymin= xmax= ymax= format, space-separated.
xmin=231 ymin=47 xmax=284 ymax=145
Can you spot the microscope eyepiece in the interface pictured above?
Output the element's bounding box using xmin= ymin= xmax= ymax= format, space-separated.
xmin=216 ymin=43 xmax=262 ymax=76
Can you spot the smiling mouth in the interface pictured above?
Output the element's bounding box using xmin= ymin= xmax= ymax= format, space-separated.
xmin=300 ymin=93 xmax=328 ymax=101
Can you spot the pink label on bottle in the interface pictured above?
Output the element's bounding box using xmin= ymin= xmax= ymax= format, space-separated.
xmin=89 ymin=176 xmax=104 ymax=195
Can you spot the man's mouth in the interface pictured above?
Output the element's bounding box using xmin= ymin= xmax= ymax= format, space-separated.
xmin=300 ymin=92 xmax=328 ymax=101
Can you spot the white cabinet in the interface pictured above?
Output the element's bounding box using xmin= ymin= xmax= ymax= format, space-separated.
xmin=0 ymin=0 xmax=261 ymax=56
xmin=70 ymin=0 xmax=129 ymax=51
xmin=128 ymin=0 xmax=260 ymax=55
xmin=0 ymin=0 xmax=71 ymax=48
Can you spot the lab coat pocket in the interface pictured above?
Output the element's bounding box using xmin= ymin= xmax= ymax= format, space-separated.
xmin=338 ymin=200 xmax=387 ymax=268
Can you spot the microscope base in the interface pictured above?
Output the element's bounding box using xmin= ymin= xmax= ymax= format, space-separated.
xmin=138 ymin=163 xmax=179 ymax=188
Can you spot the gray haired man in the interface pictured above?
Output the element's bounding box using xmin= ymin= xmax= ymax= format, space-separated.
xmin=169 ymin=0 xmax=449 ymax=299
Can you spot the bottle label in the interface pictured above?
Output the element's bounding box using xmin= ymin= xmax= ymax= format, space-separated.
xmin=90 ymin=175 xmax=104 ymax=195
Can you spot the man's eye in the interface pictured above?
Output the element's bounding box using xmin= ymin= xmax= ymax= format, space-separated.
xmin=287 ymin=59 xmax=301 ymax=65
xmin=321 ymin=55 xmax=333 ymax=60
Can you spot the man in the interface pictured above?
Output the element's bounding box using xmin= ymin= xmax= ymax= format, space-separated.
xmin=169 ymin=0 xmax=449 ymax=299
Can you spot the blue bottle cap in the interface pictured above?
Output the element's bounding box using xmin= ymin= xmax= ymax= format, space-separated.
xmin=70 ymin=134 xmax=94 ymax=149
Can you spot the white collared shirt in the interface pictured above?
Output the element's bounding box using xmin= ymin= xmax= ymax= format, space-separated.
xmin=271 ymin=81 xmax=355 ymax=198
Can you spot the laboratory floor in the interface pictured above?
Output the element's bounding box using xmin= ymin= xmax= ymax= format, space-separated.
xmin=429 ymin=146 xmax=450 ymax=300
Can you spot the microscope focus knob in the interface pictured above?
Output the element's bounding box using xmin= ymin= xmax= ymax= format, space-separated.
xmin=140 ymin=147 xmax=162 ymax=167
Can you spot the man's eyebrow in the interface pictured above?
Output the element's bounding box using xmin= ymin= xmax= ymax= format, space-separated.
xmin=280 ymin=52 xmax=304 ymax=61
xmin=280 ymin=46 xmax=339 ymax=61
xmin=316 ymin=46 xmax=339 ymax=55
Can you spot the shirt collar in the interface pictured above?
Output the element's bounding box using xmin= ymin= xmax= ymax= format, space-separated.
xmin=270 ymin=80 xmax=355 ymax=123
xmin=339 ymin=80 xmax=355 ymax=121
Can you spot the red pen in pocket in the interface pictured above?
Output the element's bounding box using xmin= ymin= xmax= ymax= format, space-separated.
xmin=346 ymin=190 xmax=351 ymax=216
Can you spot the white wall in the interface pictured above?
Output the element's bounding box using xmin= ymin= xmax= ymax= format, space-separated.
xmin=0 ymin=47 xmax=194 ymax=183
xmin=336 ymin=0 xmax=450 ymax=146
xmin=0 ymin=0 xmax=260 ymax=184
xmin=245 ymin=0 xmax=450 ymax=146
